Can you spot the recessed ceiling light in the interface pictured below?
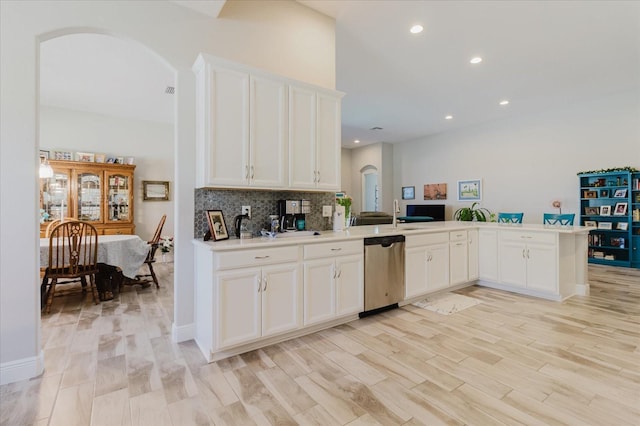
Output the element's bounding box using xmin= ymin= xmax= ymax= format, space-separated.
xmin=354 ymin=140 xmax=360 ymax=144
xmin=499 ymin=100 xmax=510 ymax=106
xmin=445 ymin=115 xmax=453 ymax=120
xmin=410 ymin=24 xmax=423 ymax=34
xmin=470 ymin=57 xmax=483 ymax=64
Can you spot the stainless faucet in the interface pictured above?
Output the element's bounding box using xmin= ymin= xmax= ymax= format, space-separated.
xmin=393 ymin=199 xmax=399 ymax=228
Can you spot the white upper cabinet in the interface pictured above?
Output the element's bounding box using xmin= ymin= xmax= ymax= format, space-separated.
xmin=249 ymin=76 xmax=287 ymax=188
xmin=288 ymin=86 xmax=317 ymax=189
xmin=194 ymin=53 xmax=343 ymax=190
xmin=289 ymin=87 xmax=342 ymax=191
xmin=195 ymin=62 xmax=249 ymax=187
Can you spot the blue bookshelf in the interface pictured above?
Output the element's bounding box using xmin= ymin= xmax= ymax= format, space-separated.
xmin=579 ymin=171 xmax=637 ymax=268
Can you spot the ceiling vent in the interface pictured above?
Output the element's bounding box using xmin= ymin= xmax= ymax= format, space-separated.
xmin=370 ymin=126 xmax=383 ymax=131
xmin=165 ymin=86 xmax=175 ymax=94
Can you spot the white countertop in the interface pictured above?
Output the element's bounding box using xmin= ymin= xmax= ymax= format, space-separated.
xmin=193 ymin=221 xmax=592 ymax=252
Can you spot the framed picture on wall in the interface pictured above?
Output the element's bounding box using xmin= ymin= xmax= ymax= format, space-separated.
xmin=424 ymin=183 xmax=447 ymax=200
xmin=142 ymin=180 xmax=170 ymax=201
xmin=457 ymin=179 xmax=481 ymax=201
xmin=402 ymin=186 xmax=415 ymax=200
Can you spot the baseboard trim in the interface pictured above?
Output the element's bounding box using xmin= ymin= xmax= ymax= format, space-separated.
xmin=0 ymin=350 xmax=44 ymax=385
xmin=575 ymin=283 xmax=590 ymax=296
xmin=172 ymin=322 xmax=195 ymax=343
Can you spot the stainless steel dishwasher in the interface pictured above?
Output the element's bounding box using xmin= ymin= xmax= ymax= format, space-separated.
xmin=361 ymin=235 xmax=405 ymax=316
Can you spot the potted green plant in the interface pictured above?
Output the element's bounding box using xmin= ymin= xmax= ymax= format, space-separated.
xmin=454 ymin=202 xmax=493 ymax=222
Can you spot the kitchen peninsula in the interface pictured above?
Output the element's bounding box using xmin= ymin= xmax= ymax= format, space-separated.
xmin=193 ymin=221 xmax=590 ymax=362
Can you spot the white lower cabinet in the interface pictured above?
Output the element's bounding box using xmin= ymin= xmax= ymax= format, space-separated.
xmin=468 ymin=229 xmax=479 ymax=281
xmin=449 ymin=231 xmax=469 ymax=285
xmin=216 ymin=262 xmax=300 ymax=350
xmin=478 ymin=229 xmax=498 ymax=282
xmin=303 ymin=241 xmax=364 ymax=326
xmin=499 ymin=231 xmax=557 ymax=294
xmin=405 ymin=233 xmax=450 ymax=298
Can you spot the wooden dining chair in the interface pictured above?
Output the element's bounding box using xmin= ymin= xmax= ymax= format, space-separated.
xmin=543 ymin=213 xmax=575 ymax=226
xmin=497 ymin=212 xmax=524 ymax=224
xmin=41 ymin=220 xmax=99 ymax=313
xmin=134 ymin=214 xmax=166 ymax=288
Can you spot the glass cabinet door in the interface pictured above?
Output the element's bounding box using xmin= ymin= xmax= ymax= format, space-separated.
xmin=40 ymin=170 xmax=71 ymax=223
xmin=76 ymin=170 xmax=102 ymax=222
xmin=106 ymin=172 xmax=132 ymax=223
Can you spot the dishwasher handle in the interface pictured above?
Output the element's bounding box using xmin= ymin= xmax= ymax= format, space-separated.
xmin=364 ymin=235 xmax=406 ymax=246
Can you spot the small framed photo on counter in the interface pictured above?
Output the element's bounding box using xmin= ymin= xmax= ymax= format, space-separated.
xmin=206 ymin=210 xmax=229 ymax=241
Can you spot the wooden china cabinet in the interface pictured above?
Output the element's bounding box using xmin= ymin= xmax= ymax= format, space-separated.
xmin=39 ymin=160 xmax=135 ymax=236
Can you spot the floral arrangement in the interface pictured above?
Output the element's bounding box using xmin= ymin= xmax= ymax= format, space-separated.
xmin=160 ymin=236 xmax=174 ymax=253
xmin=552 ymin=200 xmax=562 ymax=214
xmin=336 ymin=196 xmax=352 ymax=220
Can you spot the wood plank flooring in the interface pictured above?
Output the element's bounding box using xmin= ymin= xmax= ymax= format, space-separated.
xmin=2 ymin=264 xmax=639 ymax=425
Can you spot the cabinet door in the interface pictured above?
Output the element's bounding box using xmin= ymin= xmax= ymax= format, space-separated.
xmin=215 ymin=268 xmax=261 ymax=349
xmin=41 ymin=167 xmax=72 ymax=222
xmin=335 ymin=254 xmax=364 ymax=317
xmin=249 ymin=76 xmax=287 ymax=188
xmin=75 ymin=169 xmax=103 ymax=223
xmin=499 ymin=241 xmax=527 ymax=287
xmin=426 ymin=243 xmax=450 ymax=291
xmin=303 ymin=258 xmax=335 ymax=325
xmin=525 ymin=243 xmax=558 ymax=293
xmin=450 ymin=240 xmax=468 ymax=285
xmin=207 ymin=67 xmax=249 ymax=186
xmin=478 ymin=229 xmax=498 ymax=282
xmin=315 ymin=92 xmax=341 ymax=190
xmin=289 ymin=86 xmax=317 ymax=189
xmin=105 ymin=171 xmax=133 ymax=224
xmin=405 ymin=246 xmax=428 ymax=298
xmin=468 ymin=229 xmax=479 ymax=281
xmin=261 ymin=263 xmax=301 ymax=337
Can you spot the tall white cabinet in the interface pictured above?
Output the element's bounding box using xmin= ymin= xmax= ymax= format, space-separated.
xmin=193 ymin=53 xmax=343 ymax=191
xmin=288 ymin=87 xmax=342 ymax=190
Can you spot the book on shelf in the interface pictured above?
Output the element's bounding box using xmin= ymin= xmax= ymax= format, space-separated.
xmin=604 ymin=254 xmax=615 ymax=260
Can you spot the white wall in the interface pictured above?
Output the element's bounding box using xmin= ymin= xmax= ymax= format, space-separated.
xmin=40 ymin=106 xmax=174 ymax=239
xmin=349 ymin=142 xmax=395 ymax=214
xmin=393 ymin=90 xmax=640 ymax=222
xmin=340 ymin=148 xmax=352 ymax=196
xmin=0 ymin=0 xmax=335 ymax=384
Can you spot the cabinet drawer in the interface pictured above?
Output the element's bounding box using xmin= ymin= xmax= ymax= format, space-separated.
xmin=449 ymin=231 xmax=467 ymax=242
xmin=406 ymin=232 xmax=448 ymax=248
xmin=500 ymin=230 xmax=556 ymax=245
xmin=215 ymin=246 xmax=299 ymax=270
xmin=103 ymin=226 xmax=134 ymax=235
xmin=304 ymin=240 xmax=362 ymax=260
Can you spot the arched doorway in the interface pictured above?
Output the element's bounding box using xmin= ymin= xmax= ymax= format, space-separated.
xmin=361 ymin=165 xmax=379 ymax=212
xmin=37 ymin=29 xmax=177 ymax=344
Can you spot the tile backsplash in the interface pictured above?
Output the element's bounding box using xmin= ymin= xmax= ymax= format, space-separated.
xmin=194 ymin=189 xmax=336 ymax=238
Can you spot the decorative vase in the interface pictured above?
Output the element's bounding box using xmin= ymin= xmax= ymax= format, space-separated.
xmin=345 ymin=213 xmax=351 ymax=229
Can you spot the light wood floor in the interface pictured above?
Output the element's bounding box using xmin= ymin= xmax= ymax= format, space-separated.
xmin=2 ymin=264 xmax=639 ymax=425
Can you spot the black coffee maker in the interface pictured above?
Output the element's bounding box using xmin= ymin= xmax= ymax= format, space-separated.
xmin=277 ymin=200 xmax=309 ymax=231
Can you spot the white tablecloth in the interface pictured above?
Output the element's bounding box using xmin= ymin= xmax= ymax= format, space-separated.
xmin=40 ymin=235 xmax=150 ymax=278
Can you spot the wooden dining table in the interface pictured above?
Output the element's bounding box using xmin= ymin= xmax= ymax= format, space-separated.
xmin=40 ymin=234 xmax=150 ymax=279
